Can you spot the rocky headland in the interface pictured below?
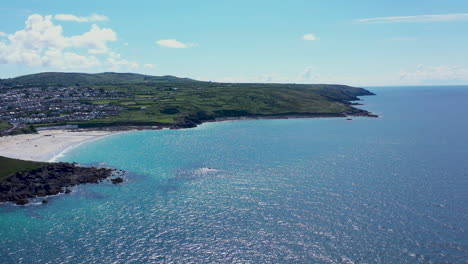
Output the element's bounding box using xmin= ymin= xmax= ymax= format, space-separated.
xmin=0 ymin=162 xmax=125 ymax=205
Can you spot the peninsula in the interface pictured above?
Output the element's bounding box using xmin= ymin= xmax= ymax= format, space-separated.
xmin=0 ymin=72 xmax=376 ymax=135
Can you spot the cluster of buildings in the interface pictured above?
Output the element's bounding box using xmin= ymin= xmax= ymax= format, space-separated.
xmin=0 ymin=86 xmax=129 ymax=125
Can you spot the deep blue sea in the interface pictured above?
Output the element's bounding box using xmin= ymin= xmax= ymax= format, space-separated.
xmin=1 ymin=86 xmax=467 ymax=264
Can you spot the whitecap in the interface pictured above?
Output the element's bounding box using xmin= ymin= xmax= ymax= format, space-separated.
xmin=194 ymin=167 xmax=219 ymax=175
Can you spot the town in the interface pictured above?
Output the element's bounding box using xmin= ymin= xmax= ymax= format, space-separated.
xmin=0 ymin=85 xmax=129 ymax=134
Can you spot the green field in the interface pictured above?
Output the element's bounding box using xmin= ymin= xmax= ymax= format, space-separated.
xmin=0 ymin=156 xmax=43 ymax=180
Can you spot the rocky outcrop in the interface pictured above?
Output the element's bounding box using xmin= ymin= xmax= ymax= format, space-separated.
xmin=344 ymin=108 xmax=379 ymax=118
xmin=110 ymin=177 xmax=124 ymax=184
xmin=0 ymin=163 xmax=122 ymax=205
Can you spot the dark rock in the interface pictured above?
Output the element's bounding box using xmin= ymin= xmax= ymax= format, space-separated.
xmin=16 ymin=198 xmax=29 ymax=205
xmin=42 ymin=199 xmax=48 ymax=204
xmin=0 ymin=162 xmax=122 ymax=205
xmin=111 ymin=177 xmax=124 ymax=184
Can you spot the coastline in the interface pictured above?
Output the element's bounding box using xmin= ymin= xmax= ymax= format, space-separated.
xmin=172 ymin=108 xmax=378 ymax=128
xmin=0 ymin=111 xmax=378 ymax=163
xmin=212 ymin=112 xmax=379 ymax=123
xmin=0 ymin=129 xmax=120 ymax=162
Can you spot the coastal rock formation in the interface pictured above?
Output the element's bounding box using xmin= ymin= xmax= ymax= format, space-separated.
xmin=0 ymin=162 xmax=119 ymax=205
xmin=110 ymin=177 xmax=124 ymax=184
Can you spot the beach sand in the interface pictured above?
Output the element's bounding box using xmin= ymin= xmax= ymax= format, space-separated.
xmin=0 ymin=130 xmax=118 ymax=162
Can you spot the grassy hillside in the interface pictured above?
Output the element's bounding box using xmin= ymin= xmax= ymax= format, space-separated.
xmin=0 ymin=156 xmax=43 ymax=180
xmin=0 ymin=72 xmax=198 ymax=86
xmin=64 ymin=82 xmax=374 ymax=128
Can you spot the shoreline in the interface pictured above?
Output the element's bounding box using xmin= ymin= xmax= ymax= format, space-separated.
xmin=47 ymin=131 xmax=124 ymax=162
xmin=172 ymin=108 xmax=378 ymax=128
xmin=0 ymin=111 xmax=378 ymax=163
xmin=212 ymin=112 xmax=379 ymax=123
xmin=0 ymin=129 xmax=122 ymax=162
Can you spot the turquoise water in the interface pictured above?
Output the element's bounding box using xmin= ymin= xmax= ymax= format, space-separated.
xmin=1 ymin=86 xmax=467 ymax=263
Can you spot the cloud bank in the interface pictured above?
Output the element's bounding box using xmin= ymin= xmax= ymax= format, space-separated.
xmin=216 ymin=64 xmax=468 ymax=86
xmin=0 ymin=14 xmax=140 ymax=71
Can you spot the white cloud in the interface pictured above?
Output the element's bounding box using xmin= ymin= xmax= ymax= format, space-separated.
xmin=0 ymin=32 xmax=7 ymax=37
xmin=299 ymin=66 xmax=316 ymax=80
xmin=108 ymin=52 xmax=121 ymax=58
xmin=356 ymin=13 xmax=468 ymax=24
xmin=156 ymin=39 xmax=196 ymax=48
xmin=42 ymin=49 xmax=101 ymax=69
xmin=144 ymin=63 xmax=156 ymax=69
xmin=54 ymin=13 xmax=109 ymax=22
xmin=8 ymin=14 xmax=68 ymax=51
xmin=303 ymin=33 xmax=318 ymax=41
xmin=68 ymin=24 xmax=117 ymax=53
xmin=295 ymin=66 xmax=357 ymax=84
xmin=0 ymin=14 xmax=138 ymax=71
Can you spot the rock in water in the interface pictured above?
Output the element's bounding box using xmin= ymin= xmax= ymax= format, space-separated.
xmin=111 ymin=177 xmax=124 ymax=184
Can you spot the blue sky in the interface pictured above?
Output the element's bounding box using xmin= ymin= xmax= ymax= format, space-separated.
xmin=0 ymin=0 xmax=467 ymax=86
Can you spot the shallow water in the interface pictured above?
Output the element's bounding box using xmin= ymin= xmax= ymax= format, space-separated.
xmin=1 ymin=86 xmax=467 ymax=263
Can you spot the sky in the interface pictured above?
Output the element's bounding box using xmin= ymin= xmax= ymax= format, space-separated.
xmin=0 ymin=0 xmax=467 ymax=86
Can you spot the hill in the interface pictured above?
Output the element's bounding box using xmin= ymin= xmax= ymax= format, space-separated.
xmin=0 ymin=72 xmax=376 ymax=129
xmin=67 ymin=82 xmax=375 ymax=128
xmin=0 ymin=72 xmax=198 ymax=86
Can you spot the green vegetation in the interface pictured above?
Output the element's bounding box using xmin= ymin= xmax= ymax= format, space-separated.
xmin=2 ymin=125 xmax=37 ymax=136
xmin=0 ymin=121 xmax=12 ymax=132
xmin=1 ymin=72 xmax=375 ymax=129
xmin=0 ymin=156 xmax=43 ymax=180
xmin=74 ymin=82 xmax=374 ymax=128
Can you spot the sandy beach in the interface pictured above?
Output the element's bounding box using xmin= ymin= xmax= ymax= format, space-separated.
xmin=0 ymin=130 xmax=119 ymax=162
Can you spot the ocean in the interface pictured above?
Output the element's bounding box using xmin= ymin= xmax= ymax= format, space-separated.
xmin=1 ymin=86 xmax=467 ymax=263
